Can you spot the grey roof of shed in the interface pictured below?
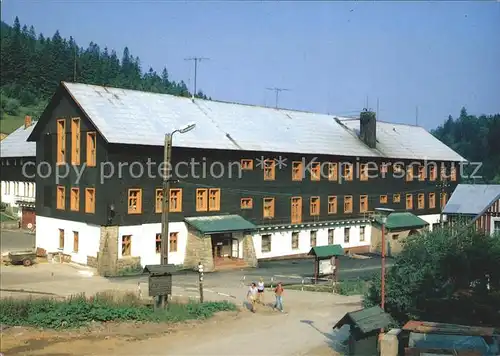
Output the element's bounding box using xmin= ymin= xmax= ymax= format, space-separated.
xmin=0 ymin=123 xmax=37 ymax=158
xmin=443 ymin=184 xmax=500 ymax=216
xmin=61 ymin=82 xmax=465 ymax=161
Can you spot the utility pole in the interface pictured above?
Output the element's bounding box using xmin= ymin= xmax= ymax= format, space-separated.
xmin=376 ymin=98 xmax=380 ymax=119
xmin=266 ymin=87 xmax=290 ymax=109
xmin=436 ymin=168 xmax=450 ymax=228
xmin=198 ymin=261 xmax=204 ymax=303
xmin=161 ymin=133 xmax=173 ymax=266
xmin=184 ymin=57 xmax=209 ymax=99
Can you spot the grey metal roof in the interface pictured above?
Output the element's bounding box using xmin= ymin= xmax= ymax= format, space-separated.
xmin=443 ymin=184 xmax=500 ymax=215
xmin=0 ymin=123 xmax=37 ymax=158
xmin=63 ymin=82 xmax=465 ymax=161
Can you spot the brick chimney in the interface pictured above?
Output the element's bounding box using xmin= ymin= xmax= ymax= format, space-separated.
xmin=24 ymin=115 xmax=32 ymax=129
xmin=360 ymin=110 xmax=376 ymax=148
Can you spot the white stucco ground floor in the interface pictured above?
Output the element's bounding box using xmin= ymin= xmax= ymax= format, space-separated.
xmin=1 ymin=180 xmax=36 ymax=218
xmin=35 ymin=214 xmax=442 ymax=270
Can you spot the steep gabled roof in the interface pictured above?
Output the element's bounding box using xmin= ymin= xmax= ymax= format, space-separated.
xmin=30 ymin=81 xmax=466 ymax=161
xmin=443 ymin=184 xmax=500 ymax=216
xmin=0 ymin=122 xmax=37 ymax=158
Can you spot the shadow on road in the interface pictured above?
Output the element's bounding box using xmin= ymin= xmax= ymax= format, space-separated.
xmin=300 ymin=319 xmax=349 ymax=354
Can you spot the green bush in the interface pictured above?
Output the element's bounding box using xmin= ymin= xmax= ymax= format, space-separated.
xmin=0 ymin=292 xmax=237 ymax=329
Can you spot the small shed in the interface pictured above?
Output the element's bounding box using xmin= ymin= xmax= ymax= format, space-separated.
xmin=333 ymin=306 xmax=394 ymax=356
xmin=308 ymin=244 xmax=344 ymax=283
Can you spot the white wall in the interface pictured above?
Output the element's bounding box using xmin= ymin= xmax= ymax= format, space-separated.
xmin=1 ymin=180 xmax=36 ymax=217
xmin=418 ymin=214 xmax=441 ymax=230
xmin=253 ymin=224 xmax=371 ymax=259
xmin=35 ymin=215 xmax=100 ymax=265
xmin=118 ymin=222 xmax=188 ymax=266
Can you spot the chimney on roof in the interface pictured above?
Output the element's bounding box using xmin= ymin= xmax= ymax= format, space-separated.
xmin=360 ymin=109 xmax=376 ymax=148
xmin=24 ymin=116 xmax=32 ymax=129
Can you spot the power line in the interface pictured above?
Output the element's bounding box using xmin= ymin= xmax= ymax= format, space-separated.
xmin=266 ymin=87 xmax=290 ymax=109
xmin=184 ymin=57 xmax=209 ymax=99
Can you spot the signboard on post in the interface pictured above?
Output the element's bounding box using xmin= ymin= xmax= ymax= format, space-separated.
xmin=143 ymin=264 xmax=175 ymax=297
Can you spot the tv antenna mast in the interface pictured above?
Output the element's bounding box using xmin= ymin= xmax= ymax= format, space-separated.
xmin=266 ymin=87 xmax=290 ymax=109
xmin=184 ymin=57 xmax=210 ymax=98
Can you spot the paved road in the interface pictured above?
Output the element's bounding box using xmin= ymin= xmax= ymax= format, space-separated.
xmin=0 ymin=230 xmax=35 ymax=254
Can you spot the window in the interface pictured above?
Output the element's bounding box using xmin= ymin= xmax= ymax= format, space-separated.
xmin=241 ymin=159 xmax=253 ymax=170
xmin=328 ymin=229 xmax=334 ymax=245
xmin=169 ymin=232 xmax=178 ymax=252
xmin=393 ymin=193 xmax=401 ymax=203
xmin=344 ymin=196 xmax=353 ymax=213
xmin=86 ymin=132 xmax=97 ymax=167
xmin=328 ymin=163 xmax=338 ymax=181
xmin=406 ymin=165 xmax=414 ymax=181
xmin=169 ymin=188 xmax=183 ymax=212
xmin=360 ymin=226 xmax=365 ymax=242
xmin=344 ymin=227 xmax=350 ymax=243
xmin=261 ymin=234 xmax=271 ymax=253
xmin=241 ymin=198 xmax=253 ymax=209
xmin=122 ymin=235 xmax=132 ymax=256
xmin=394 ymin=163 xmax=403 ymax=174
xmin=310 ymin=230 xmax=317 ymax=247
xmin=360 ymin=195 xmax=368 ymax=213
xmin=494 ymin=221 xmax=500 ymax=235
xmin=128 ymin=188 xmax=142 ymax=214
xmin=342 ymin=163 xmax=353 ymax=181
xmin=450 ymin=166 xmax=457 ymax=181
xmin=263 ymin=197 xmax=275 ymax=219
xmin=57 ymin=119 xmax=65 ymax=165
xmin=208 ymin=188 xmax=219 ymax=211
xmin=71 ymin=118 xmax=80 ymax=165
xmin=59 ymin=229 xmax=64 ymax=249
xmin=310 ymin=162 xmax=321 ymax=181
xmin=441 ymin=192 xmax=448 ymax=209
xmin=418 ymin=165 xmax=426 ymax=181
xmin=381 ymin=162 xmax=389 ymax=174
xmin=155 ymin=233 xmax=162 ymax=253
xmin=429 ymin=193 xmax=436 ymax=208
xmin=328 ymin=196 xmax=337 ymax=214
xmin=440 ymin=165 xmax=447 ymax=180
xmin=56 ymin=186 xmax=65 ymax=210
xmin=156 ymin=189 xmax=163 ymax=213
xmin=360 ymin=163 xmax=368 ymax=181
xmin=70 ymin=187 xmax=79 ymax=211
xmin=418 ymin=193 xmax=425 ymax=209
xmin=196 ymin=189 xmax=208 ymax=211
xmin=430 ymin=165 xmax=437 ymax=181
xmin=310 ymin=196 xmax=320 ymax=216
xmin=85 ymin=188 xmax=95 ymax=213
xmin=380 ymin=195 xmax=388 ymax=204
xmin=291 ymin=232 xmax=299 ymax=249
xmin=406 ymin=194 xmax=413 ymax=210
xmin=292 ymin=161 xmax=303 ymax=181
xmin=264 ymin=159 xmax=275 ymax=181
xmin=73 ymin=231 xmax=79 ymax=252
xmin=291 ymin=196 xmax=302 ymax=224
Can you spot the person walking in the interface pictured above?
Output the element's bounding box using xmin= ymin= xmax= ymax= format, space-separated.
xmin=273 ymin=282 xmax=285 ymax=313
xmin=257 ymin=278 xmax=265 ymax=304
xmin=247 ymin=282 xmax=258 ymax=313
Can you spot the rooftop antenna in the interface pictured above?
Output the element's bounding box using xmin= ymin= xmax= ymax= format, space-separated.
xmin=365 ymin=95 xmax=369 ymax=110
xmin=266 ymin=87 xmax=290 ymax=109
xmin=74 ymin=45 xmax=77 ymax=82
xmin=184 ymin=57 xmax=210 ymax=99
xmin=376 ymin=97 xmax=380 ymax=118
xmin=415 ymin=106 xmax=419 ymax=126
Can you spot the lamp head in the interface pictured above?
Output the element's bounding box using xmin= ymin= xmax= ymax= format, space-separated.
xmin=178 ymin=122 xmax=196 ymax=134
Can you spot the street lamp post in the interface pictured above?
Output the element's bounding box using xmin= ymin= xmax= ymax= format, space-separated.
xmin=374 ymin=207 xmax=394 ymax=311
xmin=159 ymin=123 xmax=196 ymax=307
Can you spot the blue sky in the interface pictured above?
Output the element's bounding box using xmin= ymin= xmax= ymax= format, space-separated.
xmin=2 ymin=1 xmax=499 ymax=130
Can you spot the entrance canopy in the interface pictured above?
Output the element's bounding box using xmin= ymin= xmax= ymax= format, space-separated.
xmin=184 ymin=214 xmax=256 ymax=235
xmin=374 ymin=212 xmax=428 ymax=231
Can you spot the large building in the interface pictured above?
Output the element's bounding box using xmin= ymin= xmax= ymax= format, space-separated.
xmin=28 ymin=82 xmax=465 ymax=274
xmin=443 ymin=184 xmax=500 ymax=236
xmin=0 ymin=116 xmax=37 ymax=228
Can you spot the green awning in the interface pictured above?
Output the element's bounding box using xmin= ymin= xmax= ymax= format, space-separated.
xmin=333 ymin=306 xmax=394 ymax=334
xmin=375 ymin=212 xmax=429 ymax=230
xmin=184 ymin=215 xmax=256 ymax=235
xmin=308 ymin=244 xmax=344 ymax=258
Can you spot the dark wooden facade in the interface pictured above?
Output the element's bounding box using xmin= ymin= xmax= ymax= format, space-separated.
xmin=29 ymin=85 xmax=460 ymax=227
xmin=447 ymin=198 xmax=500 ymax=235
xmin=0 ymin=157 xmax=36 ymax=183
